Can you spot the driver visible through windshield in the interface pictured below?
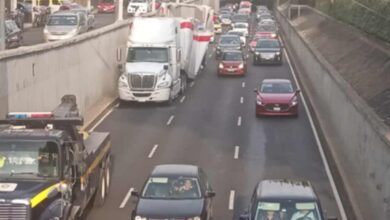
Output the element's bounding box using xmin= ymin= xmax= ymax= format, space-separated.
xmin=0 ymin=141 xmax=59 ymax=178
xmin=255 ymin=202 xmax=321 ymax=220
xmin=142 ymin=177 xmax=201 ymax=199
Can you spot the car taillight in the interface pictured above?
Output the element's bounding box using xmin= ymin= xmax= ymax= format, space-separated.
xmin=271 ymin=33 xmax=277 ymax=38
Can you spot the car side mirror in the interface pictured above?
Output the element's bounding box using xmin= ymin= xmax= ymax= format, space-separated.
xmin=206 ymin=191 xmax=216 ymax=198
xmin=163 ymin=65 xmax=169 ymax=70
xmin=131 ymin=190 xmax=140 ymax=198
xmin=254 ymin=88 xmax=258 ymax=93
xmin=239 ymin=213 xmax=250 ymax=220
xmin=295 ymin=89 xmax=301 ymax=94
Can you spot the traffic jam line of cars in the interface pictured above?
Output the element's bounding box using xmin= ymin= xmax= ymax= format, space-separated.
xmin=0 ymin=1 xmax=342 ymax=220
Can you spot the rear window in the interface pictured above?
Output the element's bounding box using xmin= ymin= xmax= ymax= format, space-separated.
xmin=220 ymin=36 xmax=240 ymax=45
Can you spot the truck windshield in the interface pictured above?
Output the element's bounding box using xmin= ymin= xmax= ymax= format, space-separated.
xmin=0 ymin=141 xmax=59 ymax=179
xmin=127 ymin=48 xmax=168 ymax=63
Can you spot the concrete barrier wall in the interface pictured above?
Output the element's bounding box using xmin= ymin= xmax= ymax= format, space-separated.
xmin=0 ymin=21 xmax=129 ymax=124
xmin=275 ymin=7 xmax=390 ymax=220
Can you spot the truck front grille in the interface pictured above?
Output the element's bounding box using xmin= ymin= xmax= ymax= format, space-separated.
xmin=129 ymin=74 xmax=156 ymax=90
xmin=0 ymin=203 xmax=28 ymax=220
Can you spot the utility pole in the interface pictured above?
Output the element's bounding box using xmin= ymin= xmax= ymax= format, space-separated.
xmin=0 ymin=0 xmax=5 ymax=51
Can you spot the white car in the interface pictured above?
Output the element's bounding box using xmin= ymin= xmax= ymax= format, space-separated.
xmin=232 ymin=22 xmax=249 ymax=37
xmin=127 ymin=0 xmax=151 ymax=16
xmin=227 ymin=30 xmax=246 ymax=46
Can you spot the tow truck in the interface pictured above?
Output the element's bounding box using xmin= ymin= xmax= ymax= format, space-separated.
xmin=0 ymin=95 xmax=112 ymax=220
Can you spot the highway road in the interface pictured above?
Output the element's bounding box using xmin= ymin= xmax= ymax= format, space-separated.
xmin=84 ymin=31 xmax=343 ymax=219
xmin=21 ymin=13 xmax=117 ymax=46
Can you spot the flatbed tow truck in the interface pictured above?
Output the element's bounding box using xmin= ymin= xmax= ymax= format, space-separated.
xmin=0 ymin=95 xmax=112 ymax=220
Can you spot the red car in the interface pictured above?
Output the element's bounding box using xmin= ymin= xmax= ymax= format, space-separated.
xmin=97 ymin=0 xmax=116 ymax=13
xmin=218 ymin=50 xmax=247 ymax=76
xmin=255 ymin=79 xmax=300 ymax=116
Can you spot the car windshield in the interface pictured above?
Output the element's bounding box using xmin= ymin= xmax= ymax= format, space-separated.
xmin=234 ymin=24 xmax=247 ymax=28
xmin=258 ymin=25 xmax=277 ymax=32
xmin=260 ymin=82 xmax=294 ymax=93
xmin=254 ymin=201 xmax=322 ymax=220
xmin=221 ymin=14 xmax=230 ymax=19
xmin=223 ymin=52 xmax=243 ymax=61
xmin=142 ymin=177 xmax=201 ymax=199
xmin=127 ymin=47 xmax=168 ymax=63
xmin=229 ymin=31 xmax=244 ymax=36
xmin=0 ymin=141 xmax=59 ymax=179
xmin=220 ymin=36 xmax=240 ymax=45
xmin=257 ymin=40 xmax=280 ymax=48
xmin=47 ymin=15 xmax=78 ymax=26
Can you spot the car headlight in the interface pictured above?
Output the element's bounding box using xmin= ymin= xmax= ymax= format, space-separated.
xmin=188 ymin=217 xmax=201 ymax=220
xmin=255 ymin=52 xmax=260 ymax=55
xmin=238 ymin=63 xmax=244 ymax=69
xmin=275 ymin=52 xmax=281 ymax=56
xmin=135 ymin=216 xmax=147 ymax=220
xmin=68 ymin=28 xmax=78 ymax=36
xmin=236 ymin=46 xmax=241 ymax=50
xmin=291 ymin=96 xmax=298 ymax=105
xmin=219 ymin=63 xmax=224 ymax=69
xmin=157 ymin=81 xmax=170 ymax=88
xmin=43 ymin=28 xmax=49 ymax=34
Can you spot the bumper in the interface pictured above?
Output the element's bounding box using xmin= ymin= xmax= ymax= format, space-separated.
xmin=256 ymin=104 xmax=298 ymax=116
xmin=98 ymin=7 xmax=115 ymax=13
xmin=218 ymin=68 xmax=246 ymax=76
xmin=44 ymin=34 xmax=74 ymax=42
xmin=119 ymin=87 xmax=171 ymax=103
xmin=254 ymin=55 xmax=282 ymax=64
xmin=127 ymin=8 xmax=147 ymax=14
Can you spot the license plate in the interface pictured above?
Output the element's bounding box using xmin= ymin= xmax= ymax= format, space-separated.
xmin=273 ymin=107 xmax=281 ymax=111
xmin=228 ymin=68 xmax=235 ymax=72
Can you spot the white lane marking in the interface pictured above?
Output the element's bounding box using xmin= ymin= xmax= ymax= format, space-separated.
xmin=229 ymin=190 xmax=235 ymax=210
xmin=190 ymin=81 xmax=195 ymax=87
xmin=234 ymin=146 xmax=240 ymax=159
xmin=89 ymin=108 xmax=114 ymax=132
xmin=166 ymin=115 xmax=175 ymax=126
xmin=119 ymin=187 xmax=134 ymax=208
xmin=242 ymin=82 xmax=246 ymax=88
xmin=284 ymin=47 xmax=348 ymax=220
xmin=237 ymin=116 xmax=242 ymax=127
xmin=148 ymin=144 xmax=159 ymax=158
xmin=240 ymin=97 xmax=244 ymax=104
xmin=180 ymin=96 xmax=186 ymax=103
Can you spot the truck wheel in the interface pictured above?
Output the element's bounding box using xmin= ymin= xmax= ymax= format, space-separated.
xmin=93 ymin=170 xmax=106 ymax=207
xmin=105 ymin=157 xmax=111 ymax=193
xmin=180 ymin=74 xmax=187 ymax=95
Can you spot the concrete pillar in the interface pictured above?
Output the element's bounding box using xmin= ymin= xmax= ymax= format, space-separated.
xmin=0 ymin=0 xmax=5 ymax=51
xmin=87 ymin=0 xmax=91 ymax=10
xmin=117 ymin=0 xmax=123 ymax=21
xmin=10 ymin=0 xmax=17 ymax=10
xmin=32 ymin=0 xmax=36 ymax=25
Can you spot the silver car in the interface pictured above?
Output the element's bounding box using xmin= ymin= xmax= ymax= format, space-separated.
xmin=44 ymin=11 xmax=89 ymax=42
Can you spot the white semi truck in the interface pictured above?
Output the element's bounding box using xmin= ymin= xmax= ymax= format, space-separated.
xmin=118 ymin=16 xmax=212 ymax=103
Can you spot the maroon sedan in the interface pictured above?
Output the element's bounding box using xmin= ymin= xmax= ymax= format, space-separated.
xmin=255 ymin=79 xmax=300 ymax=116
xmin=218 ymin=50 xmax=247 ymax=76
xmin=97 ymin=0 xmax=116 ymax=13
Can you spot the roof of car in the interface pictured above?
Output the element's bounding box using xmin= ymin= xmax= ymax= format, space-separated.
xmin=151 ymin=164 xmax=199 ymax=177
xmin=256 ymin=179 xmax=318 ymax=201
xmin=262 ymin=79 xmax=291 ymax=84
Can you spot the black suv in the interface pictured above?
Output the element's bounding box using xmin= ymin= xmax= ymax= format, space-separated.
xmin=239 ymin=179 xmax=338 ymax=220
xmin=131 ymin=164 xmax=215 ymax=220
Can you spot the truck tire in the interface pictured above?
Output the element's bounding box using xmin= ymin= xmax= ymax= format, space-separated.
xmin=105 ymin=156 xmax=111 ymax=193
xmin=93 ymin=170 xmax=106 ymax=207
xmin=180 ymin=74 xmax=187 ymax=95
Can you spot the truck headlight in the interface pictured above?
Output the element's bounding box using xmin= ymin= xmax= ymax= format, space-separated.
xmin=135 ymin=216 xmax=147 ymax=220
xmin=157 ymin=81 xmax=170 ymax=88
